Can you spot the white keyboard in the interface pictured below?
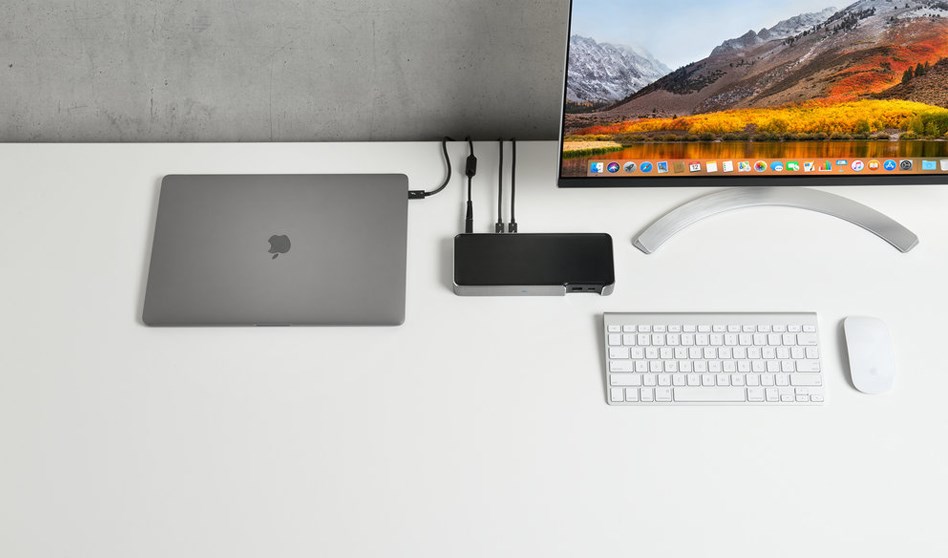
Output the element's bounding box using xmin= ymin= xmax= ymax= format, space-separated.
xmin=604 ymin=313 xmax=825 ymax=406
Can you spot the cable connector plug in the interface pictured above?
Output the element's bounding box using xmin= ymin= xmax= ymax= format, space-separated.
xmin=508 ymin=222 xmax=518 ymax=233
xmin=465 ymin=201 xmax=474 ymax=234
xmin=408 ymin=190 xmax=428 ymax=200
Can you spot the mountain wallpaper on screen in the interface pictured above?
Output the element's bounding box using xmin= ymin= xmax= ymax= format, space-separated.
xmin=566 ymin=35 xmax=671 ymax=109
xmin=565 ymin=0 xmax=948 ymax=149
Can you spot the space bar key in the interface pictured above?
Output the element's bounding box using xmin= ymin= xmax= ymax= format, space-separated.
xmin=674 ymin=387 xmax=746 ymax=402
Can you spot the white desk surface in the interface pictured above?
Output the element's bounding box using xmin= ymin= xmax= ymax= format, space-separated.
xmin=2 ymin=142 xmax=947 ymax=557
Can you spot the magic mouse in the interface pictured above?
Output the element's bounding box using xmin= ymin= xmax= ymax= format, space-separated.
xmin=843 ymin=316 xmax=896 ymax=394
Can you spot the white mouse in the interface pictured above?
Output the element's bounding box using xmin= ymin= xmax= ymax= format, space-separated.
xmin=843 ymin=316 xmax=897 ymax=394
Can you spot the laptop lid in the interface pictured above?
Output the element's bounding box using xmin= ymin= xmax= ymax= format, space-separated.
xmin=142 ymin=174 xmax=408 ymax=326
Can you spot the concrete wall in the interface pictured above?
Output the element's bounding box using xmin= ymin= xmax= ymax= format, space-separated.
xmin=0 ymin=1 xmax=569 ymax=142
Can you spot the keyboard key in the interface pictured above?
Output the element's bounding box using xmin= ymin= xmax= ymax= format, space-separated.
xmin=747 ymin=388 xmax=765 ymax=402
xmin=766 ymin=388 xmax=779 ymax=402
xmin=611 ymin=375 xmax=642 ymax=387
xmin=623 ymin=334 xmax=636 ymax=346
xmin=610 ymin=361 xmax=635 ymax=373
xmin=610 ymin=388 xmax=624 ymax=402
xmin=796 ymin=360 xmax=821 ymax=372
xmin=791 ymin=374 xmax=823 ymax=387
xmin=797 ymin=333 xmax=819 ymax=346
xmin=625 ymin=388 xmax=639 ymax=402
xmin=674 ymin=387 xmax=746 ymax=402
xmin=608 ymin=325 xmax=621 ymax=333
xmin=641 ymin=388 xmax=654 ymax=402
xmin=623 ymin=325 xmax=636 ymax=333
xmin=609 ymin=347 xmax=630 ymax=359
xmin=656 ymin=387 xmax=672 ymax=402
xmin=608 ymin=334 xmax=621 ymax=346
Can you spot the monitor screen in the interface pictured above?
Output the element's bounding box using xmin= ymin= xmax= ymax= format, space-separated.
xmin=558 ymin=0 xmax=948 ymax=186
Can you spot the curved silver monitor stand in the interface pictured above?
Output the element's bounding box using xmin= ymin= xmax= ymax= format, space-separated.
xmin=632 ymin=187 xmax=919 ymax=254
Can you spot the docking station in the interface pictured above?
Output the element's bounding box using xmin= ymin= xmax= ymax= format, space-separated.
xmin=453 ymin=233 xmax=615 ymax=296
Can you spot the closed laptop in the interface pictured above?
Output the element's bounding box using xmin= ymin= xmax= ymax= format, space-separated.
xmin=142 ymin=174 xmax=408 ymax=326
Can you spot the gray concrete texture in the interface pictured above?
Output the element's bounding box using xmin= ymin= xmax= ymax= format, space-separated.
xmin=0 ymin=1 xmax=569 ymax=142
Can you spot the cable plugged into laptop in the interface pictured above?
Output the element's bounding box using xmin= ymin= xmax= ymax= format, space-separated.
xmin=409 ymin=136 xmax=479 ymax=234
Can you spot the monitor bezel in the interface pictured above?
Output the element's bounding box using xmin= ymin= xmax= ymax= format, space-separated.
xmin=556 ymin=0 xmax=948 ymax=188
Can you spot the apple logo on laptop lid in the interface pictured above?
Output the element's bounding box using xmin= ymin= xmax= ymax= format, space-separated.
xmin=268 ymin=234 xmax=291 ymax=259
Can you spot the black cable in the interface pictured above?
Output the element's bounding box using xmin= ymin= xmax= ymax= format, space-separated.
xmin=495 ymin=139 xmax=505 ymax=233
xmin=464 ymin=137 xmax=477 ymax=234
xmin=508 ymin=138 xmax=518 ymax=233
xmin=409 ymin=137 xmax=454 ymax=200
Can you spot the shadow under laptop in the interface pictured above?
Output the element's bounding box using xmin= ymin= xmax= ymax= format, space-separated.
xmin=135 ymin=177 xmax=163 ymax=326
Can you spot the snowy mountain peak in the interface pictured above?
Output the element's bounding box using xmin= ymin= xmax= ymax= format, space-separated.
xmin=566 ymin=35 xmax=671 ymax=106
xmin=711 ymin=7 xmax=838 ymax=56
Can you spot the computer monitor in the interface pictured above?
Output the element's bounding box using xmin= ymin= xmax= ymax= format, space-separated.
xmin=558 ymin=0 xmax=948 ymax=187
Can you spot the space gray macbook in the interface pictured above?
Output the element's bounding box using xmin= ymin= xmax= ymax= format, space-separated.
xmin=142 ymin=174 xmax=408 ymax=326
